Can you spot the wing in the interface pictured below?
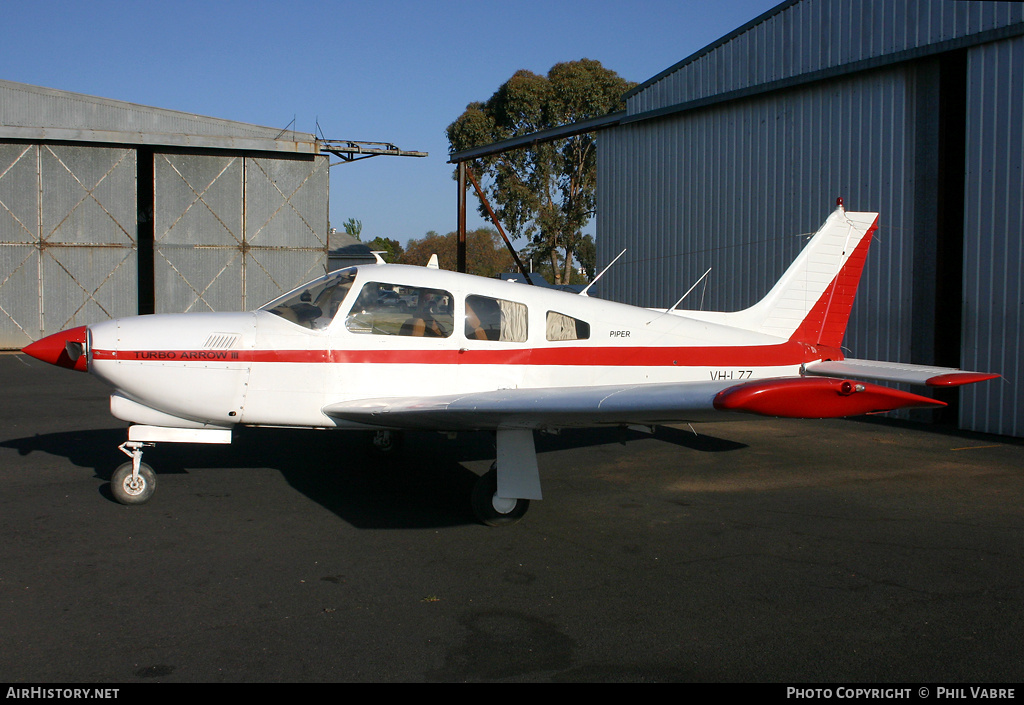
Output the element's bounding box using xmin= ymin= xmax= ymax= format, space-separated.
xmin=322 ymin=372 xmax=961 ymax=431
xmin=323 ymin=381 xmax=731 ymax=431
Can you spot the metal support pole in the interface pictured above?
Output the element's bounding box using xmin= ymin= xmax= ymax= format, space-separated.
xmin=465 ymin=166 xmax=534 ymax=285
xmin=457 ymin=162 xmax=467 ymax=273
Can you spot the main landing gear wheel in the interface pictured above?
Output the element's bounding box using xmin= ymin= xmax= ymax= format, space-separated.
xmin=471 ymin=466 xmax=529 ymax=526
xmin=111 ymin=461 xmax=156 ymax=505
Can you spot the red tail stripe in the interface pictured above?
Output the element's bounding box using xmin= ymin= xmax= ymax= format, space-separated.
xmin=789 ymin=215 xmax=878 ymax=347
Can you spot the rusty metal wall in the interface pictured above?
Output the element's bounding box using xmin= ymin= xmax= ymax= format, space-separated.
xmin=2 ymin=145 xmax=328 ymax=347
xmin=153 ymin=153 xmax=244 ymax=313
xmin=153 ymin=153 xmax=328 ymax=313
xmin=243 ymin=155 xmax=330 ymax=309
xmin=0 ymin=143 xmax=137 ymax=348
xmin=2 ymin=82 xmax=329 ymax=347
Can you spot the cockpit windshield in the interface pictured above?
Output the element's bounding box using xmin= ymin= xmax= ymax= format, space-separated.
xmin=261 ymin=268 xmax=358 ymax=329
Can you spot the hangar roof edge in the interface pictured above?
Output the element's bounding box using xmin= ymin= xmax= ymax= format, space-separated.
xmin=624 ymin=0 xmax=1024 ymax=105
xmin=623 ymin=0 xmax=795 ymax=100
xmin=0 ymin=79 xmax=318 ymax=155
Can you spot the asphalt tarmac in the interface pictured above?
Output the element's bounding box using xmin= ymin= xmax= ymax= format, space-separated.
xmin=1 ymin=353 xmax=1022 ymax=684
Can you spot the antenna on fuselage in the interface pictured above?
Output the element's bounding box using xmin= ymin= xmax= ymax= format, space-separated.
xmin=426 ymin=254 xmax=439 ymax=269
xmin=371 ymin=251 xmax=388 ymax=264
xmin=666 ymin=267 xmax=712 ymax=313
xmin=579 ymin=249 xmax=626 ymax=297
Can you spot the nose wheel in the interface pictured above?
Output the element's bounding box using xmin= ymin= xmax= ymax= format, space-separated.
xmin=112 ymin=440 xmax=156 ymax=505
xmin=111 ymin=461 xmax=156 ymax=505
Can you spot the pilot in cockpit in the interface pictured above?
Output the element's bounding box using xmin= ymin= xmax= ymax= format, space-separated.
xmin=404 ymin=292 xmax=446 ymax=337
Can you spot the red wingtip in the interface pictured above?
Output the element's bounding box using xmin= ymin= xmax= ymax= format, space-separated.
xmin=926 ymin=372 xmax=1001 ymax=387
xmin=22 ymin=326 xmax=89 ymax=372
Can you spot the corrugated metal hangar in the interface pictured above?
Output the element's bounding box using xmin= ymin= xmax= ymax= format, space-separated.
xmin=595 ymin=0 xmax=1024 ymax=437
xmin=0 ymin=79 xmax=330 ymax=350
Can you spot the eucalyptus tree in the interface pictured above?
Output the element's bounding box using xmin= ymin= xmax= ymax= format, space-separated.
xmin=447 ymin=59 xmax=635 ymax=285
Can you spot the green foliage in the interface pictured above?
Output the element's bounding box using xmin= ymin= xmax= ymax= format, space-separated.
xmin=575 ymin=234 xmax=597 ymax=281
xmin=447 ymin=59 xmax=635 ymax=285
xmin=343 ymin=218 xmax=363 ymax=240
xmin=399 ymin=228 xmax=514 ymax=278
xmin=366 ymin=236 xmax=404 ymax=263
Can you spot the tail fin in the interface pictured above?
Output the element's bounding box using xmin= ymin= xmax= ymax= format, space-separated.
xmin=743 ymin=203 xmax=878 ymax=346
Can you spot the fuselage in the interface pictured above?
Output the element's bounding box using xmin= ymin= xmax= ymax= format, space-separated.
xmin=70 ymin=263 xmax=837 ymax=430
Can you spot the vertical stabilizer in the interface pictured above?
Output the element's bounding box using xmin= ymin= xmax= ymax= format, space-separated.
xmin=746 ymin=204 xmax=878 ymax=347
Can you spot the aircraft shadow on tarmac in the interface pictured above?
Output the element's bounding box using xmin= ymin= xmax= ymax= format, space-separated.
xmin=0 ymin=425 xmax=746 ymax=530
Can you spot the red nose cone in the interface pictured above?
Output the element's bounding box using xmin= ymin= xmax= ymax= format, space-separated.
xmin=22 ymin=326 xmax=89 ymax=372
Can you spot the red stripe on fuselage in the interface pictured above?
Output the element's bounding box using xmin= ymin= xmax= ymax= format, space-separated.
xmin=91 ymin=340 xmax=839 ymax=368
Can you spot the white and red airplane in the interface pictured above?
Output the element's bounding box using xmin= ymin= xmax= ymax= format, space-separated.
xmin=23 ymin=201 xmax=998 ymax=525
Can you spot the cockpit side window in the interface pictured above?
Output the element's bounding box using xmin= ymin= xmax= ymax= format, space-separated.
xmin=546 ymin=311 xmax=590 ymax=341
xmin=465 ymin=295 xmax=528 ymax=342
xmin=262 ymin=269 xmax=357 ymax=330
xmin=345 ymin=282 xmax=453 ymax=337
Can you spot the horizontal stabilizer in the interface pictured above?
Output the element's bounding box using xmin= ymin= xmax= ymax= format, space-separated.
xmin=803 ymin=358 xmax=1000 ymax=387
xmin=713 ymin=377 xmax=945 ymax=419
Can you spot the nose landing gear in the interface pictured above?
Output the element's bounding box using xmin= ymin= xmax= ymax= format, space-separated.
xmin=108 ymin=425 xmax=233 ymax=505
xmin=112 ymin=440 xmax=156 ymax=505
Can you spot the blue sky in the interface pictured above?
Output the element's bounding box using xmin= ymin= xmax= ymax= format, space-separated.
xmin=3 ymin=0 xmax=781 ymax=246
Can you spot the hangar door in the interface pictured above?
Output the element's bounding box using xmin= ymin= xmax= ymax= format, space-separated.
xmin=0 ymin=143 xmax=137 ymax=348
xmin=153 ymin=152 xmax=329 ymax=313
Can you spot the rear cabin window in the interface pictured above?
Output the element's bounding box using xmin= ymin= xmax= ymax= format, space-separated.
xmin=345 ymin=282 xmax=453 ymax=337
xmin=546 ymin=311 xmax=591 ymax=341
xmin=465 ymin=295 xmax=528 ymax=342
